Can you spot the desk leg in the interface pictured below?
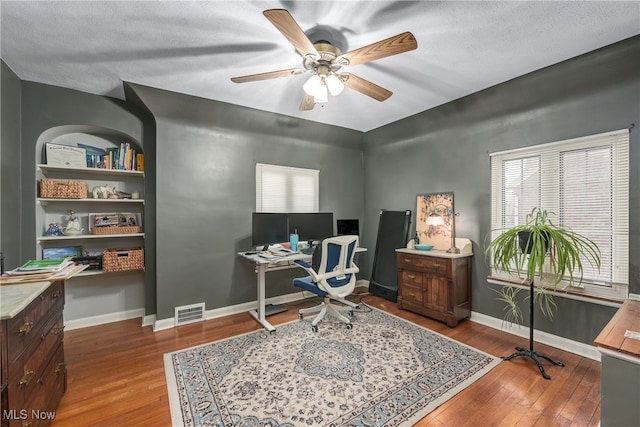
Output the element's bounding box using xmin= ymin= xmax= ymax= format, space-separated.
xmin=249 ymin=263 xmax=276 ymax=332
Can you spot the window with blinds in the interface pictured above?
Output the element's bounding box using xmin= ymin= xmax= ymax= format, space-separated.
xmin=489 ymin=129 xmax=629 ymax=300
xmin=256 ymin=163 xmax=319 ymax=213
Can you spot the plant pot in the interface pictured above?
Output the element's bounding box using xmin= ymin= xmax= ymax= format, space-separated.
xmin=518 ymin=230 xmax=549 ymax=255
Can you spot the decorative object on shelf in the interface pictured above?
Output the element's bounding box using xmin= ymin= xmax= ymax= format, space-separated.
xmin=102 ymin=247 xmax=144 ymax=272
xmin=40 ymin=178 xmax=89 ymax=199
xmin=91 ymin=184 xmax=118 ymax=199
xmin=416 ymin=192 xmax=459 ymax=253
xmin=484 ymin=207 xmax=601 ymax=379
xmin=415 ymin=244 xmax=434 ymax=251
xmin=62 ymin=209 xmax=84 ymax=236
xmin=44 ymin=220 xmax=64 ymax=236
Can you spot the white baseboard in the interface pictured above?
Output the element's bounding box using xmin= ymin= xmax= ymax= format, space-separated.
xmin=470 ymin=311 xmax=601 ymax=361
xmin=154 ymin=280 xmax=371 ymax=331
xmin=64 ymin=308 xmax=145 ymax=331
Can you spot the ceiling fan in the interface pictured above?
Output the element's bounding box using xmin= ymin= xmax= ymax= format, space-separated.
xmin=231 ymin=9 xmax=417 ymax=111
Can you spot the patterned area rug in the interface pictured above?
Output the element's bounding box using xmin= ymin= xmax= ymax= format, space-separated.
xmin=164 ymin=306 xmax=500 ymax=426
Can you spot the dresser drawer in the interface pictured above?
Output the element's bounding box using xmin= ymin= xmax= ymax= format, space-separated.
xmin=7 ymin=310 xmax=63 ymax=413
xmin=6 ymin=282 xmax=64 ymax=366
xmin=400 ymin=283 xmax=423 ymax=305
xmin=24 ymin=343 xmax=65 ymax=427
xmin=400 ymin=270 xmax=423 ymax=286
xmin=398 ymin=254 xmax=450 ymax=275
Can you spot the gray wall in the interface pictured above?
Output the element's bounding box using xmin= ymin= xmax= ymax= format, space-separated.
xmin=362 ymin=36 xmax=640 ymax=345
xmin=128 ymin=84 xmax=365 ymax=320
xmin=0 ymin=61 xmax=22 ymax=271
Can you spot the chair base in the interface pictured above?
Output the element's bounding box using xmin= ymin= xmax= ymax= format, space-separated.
xmin=299 ymin=297 xmax=358 ymax=331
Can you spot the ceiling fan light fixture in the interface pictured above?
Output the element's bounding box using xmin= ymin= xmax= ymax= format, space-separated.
xmin=326 ymin=73 xmax=344 ymax=96
xmin=303 ymin=74 xmax=321 ymax=96
xmin=314 ymin=82 xmax=328 ymax=103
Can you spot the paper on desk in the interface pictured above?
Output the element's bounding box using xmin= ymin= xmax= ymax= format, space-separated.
xmin=624 ymin=330 xmax=640 ymax=340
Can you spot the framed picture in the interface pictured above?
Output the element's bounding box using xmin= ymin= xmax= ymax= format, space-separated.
xmin=416 ymin=192 xmax=454 ymax=251
xmin=42 ymin=246 xmax=84 ymax=259
xmin=45 ymin=143 xmax=86 ymax=168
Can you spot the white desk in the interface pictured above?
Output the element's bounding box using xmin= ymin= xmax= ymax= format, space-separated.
xmin=239 ymin=247 xmax=366 ymax=332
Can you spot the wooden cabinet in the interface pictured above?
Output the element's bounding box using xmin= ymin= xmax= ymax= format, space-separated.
xmin=396 ymin=249 xmax=472 ymax=327
xmin=1 ymin=281 xmax=66 ymax=427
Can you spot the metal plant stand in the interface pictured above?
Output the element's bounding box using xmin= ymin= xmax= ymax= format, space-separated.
xmin=501 ymin=280 xmax=564 ymax=380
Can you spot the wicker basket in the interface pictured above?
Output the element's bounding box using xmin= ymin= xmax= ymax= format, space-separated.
xmin=40 ymin=178 xmax=88 ymax=199
xmin=91 ymin=226 xmax=142 ymax=235
xmin=102 ymin=247 xmax=144 ymax=272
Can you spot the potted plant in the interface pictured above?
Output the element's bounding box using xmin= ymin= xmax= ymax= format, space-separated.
xmin=484 ymin=207 xmax=601 ymax=379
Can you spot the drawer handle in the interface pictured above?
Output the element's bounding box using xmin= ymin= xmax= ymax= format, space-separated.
xmin=407 ymin=292 xmax=416 ymax=298
xmin=407 ymin=274 xmax=416 ymax=280
xmin=52 ymin=290 xmax=63 ymax=298
xmin=53 ymin=325 xmax=65 ymax=335
xmin=432 ymin=263 xmax=441 ymax=269
xmin=403 ymin=258 xmax=412 ymax=264
xmin=18 ymin=370 xmax=34 ymax=387
xmin=55 ymin=362 xmax=66 ymax=374
xmin=18 ymin=321 xmax=33 ymax=335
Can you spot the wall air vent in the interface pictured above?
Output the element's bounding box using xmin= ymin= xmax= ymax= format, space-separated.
xmin=174 ymin=303 xmax=205 ymax=326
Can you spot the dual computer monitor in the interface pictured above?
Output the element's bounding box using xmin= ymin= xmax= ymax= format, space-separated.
xmin=251 ymin=212 xmax=358 ymax=249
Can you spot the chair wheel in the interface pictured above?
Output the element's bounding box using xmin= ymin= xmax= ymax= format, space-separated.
xmin=346 ymin=323 xmax=353 ymax=330
xmin=348 ymin=310 xmax=354 ymax=317
xmin=311 ymin=325 xmax=318 ymax=333
xmin=270 ymin=330 xmax=276 ymax=335
xmin=299 ymin=313 xmax=304 ymax=320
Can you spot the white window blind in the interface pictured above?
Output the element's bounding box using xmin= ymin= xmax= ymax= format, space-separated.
xmin=256 ymin=163 xmax=319 ymax=213
xmin=490 ymin=129 xmax=629 ymax=300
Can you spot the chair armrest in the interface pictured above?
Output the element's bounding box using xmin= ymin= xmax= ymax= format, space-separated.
xmin=294 ymin=260 xmax=312 ymax=269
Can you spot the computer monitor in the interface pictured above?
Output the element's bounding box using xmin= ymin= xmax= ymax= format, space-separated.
xmin=288 ymin=212 xmax=334 ymax=245
xmin=251 ymin=213 xmax=289 ymax=250
xmin=337 ymin=219 xmax=360 ymax=237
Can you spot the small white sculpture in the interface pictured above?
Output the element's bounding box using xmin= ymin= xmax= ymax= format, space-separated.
xmin=92 ymin=184 xmax=117 ymax=199
xmin=63 ymin=210 xmax=84 ymax=236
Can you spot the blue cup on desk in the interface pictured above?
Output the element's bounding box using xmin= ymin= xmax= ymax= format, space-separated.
xmin=289 ymin=233 xmax=299 ymax=252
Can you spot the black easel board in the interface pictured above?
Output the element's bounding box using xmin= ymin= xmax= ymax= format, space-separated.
xmin=369 ymin=209 xmax=411 ymax=302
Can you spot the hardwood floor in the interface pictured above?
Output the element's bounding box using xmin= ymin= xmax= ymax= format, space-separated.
xmin=52 ymin=291 xmax=601 ymax=426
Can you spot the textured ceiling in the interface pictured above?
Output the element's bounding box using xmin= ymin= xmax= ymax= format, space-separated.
xmin=1 ymin=1 xmax=639 ymax=132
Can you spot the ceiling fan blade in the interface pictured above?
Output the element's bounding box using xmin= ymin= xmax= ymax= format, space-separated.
xmin=338 ymin=32 xmax=417 ymax=67
xmin=341 ymin=72 xmax=392 ymax=101
xmin=299 ymin=93 xmax=315 ymax=111
xmin=231 ymin=68 xmax=303 ymax=83
xmin=263 ymin=9 xmax=319 ymax=59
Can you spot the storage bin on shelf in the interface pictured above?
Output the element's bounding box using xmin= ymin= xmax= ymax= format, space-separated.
xmin=39 ymin=178 xmax=88 ymax=199
xmin=91 ymin=226 xmax=142 ymax=235
xmin=102 ymin=247 xmax=144 ymax=272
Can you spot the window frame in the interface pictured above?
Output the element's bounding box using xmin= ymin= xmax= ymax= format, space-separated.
xmin=489 ymin=129 xmax=629 ymax=301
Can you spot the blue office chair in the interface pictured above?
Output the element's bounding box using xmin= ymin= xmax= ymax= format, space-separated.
xmin=293 ymin=235 xmax=360 ymax=332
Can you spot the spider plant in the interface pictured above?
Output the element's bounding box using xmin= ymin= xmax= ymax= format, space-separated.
xmin=485 ymin=207 xmax=601 ymax=322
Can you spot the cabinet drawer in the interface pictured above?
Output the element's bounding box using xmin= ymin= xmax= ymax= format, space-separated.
xmin=6 ymin=282 xmax=64 ymax=366
xmin=25 ymin=343 xmax=65 ymax=427
xmin=7 ymin=310 xmax=63 ymax=413
xmin=397 ymin=254 xmax=450 ymax=275
xmin=400 ymin=270 xmax=423 ymax=286
xmin=400 ymin=283 xmax=423 ymax=305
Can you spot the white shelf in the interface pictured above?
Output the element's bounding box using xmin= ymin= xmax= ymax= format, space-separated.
xmin=37 ymin=164 xmax=144 ymax=177
xmin=38 ymin=198 xmax=144 ymax=205
xmin=37 ymin=233 xmax=144 ymax=242
xmin=69 ymin=269 xmax=145 ymax=278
